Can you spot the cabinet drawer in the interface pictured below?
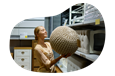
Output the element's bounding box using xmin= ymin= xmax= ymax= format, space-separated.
xmin=33 ymin=68 xmax=39 ymax=72
xmin=34 ymin=58 xmax=40 ymax=67
xmin=15 ymin=57 xmax=30 ymax=63
xmin=15 ymin=63 xmax=31 ymax=72
xmin=18 ymin=21 xmax=44 ymax=27
xmin=19 ymin=29 xmax=34 ymax=35
xmin=15 ymin=49 xmax=31 ymax=57
xmin=34 ymin=51 xmax=37 ymax=58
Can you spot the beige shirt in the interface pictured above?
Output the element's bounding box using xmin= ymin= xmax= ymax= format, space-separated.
xmin=34 ymin=42 xmax=55 ymax=73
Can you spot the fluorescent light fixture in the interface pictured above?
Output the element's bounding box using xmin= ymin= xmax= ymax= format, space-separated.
xmin=101 ymin=13 xmax=115 ymax=15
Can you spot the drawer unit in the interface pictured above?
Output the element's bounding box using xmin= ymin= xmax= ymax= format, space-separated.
xmin=14 ymin=47 xmax=32 ymax=71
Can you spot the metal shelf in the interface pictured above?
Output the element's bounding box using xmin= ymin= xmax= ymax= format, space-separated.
xmin=75 ymin=51 xmax=99 ymax=62
xmin=67 ymin=20 xmax=104 ymax=28
xmin=71 ymin=16 xmax=84 ymax=21
xmin=10 ymin=36 xmax=50 ymax=40
xmin=67 ymin=23 xmax=84 ymax=27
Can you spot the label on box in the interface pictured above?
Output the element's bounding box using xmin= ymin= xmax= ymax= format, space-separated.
xmin=95 ymin=19 xmax=100 ymax=25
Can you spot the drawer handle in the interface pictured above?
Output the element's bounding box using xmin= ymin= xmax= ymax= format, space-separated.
xmin=21 ymin=65 xmax=24 ymax=68
xmin=21 ymin=58 xmax=24 ymax=61
xmin=21 ymin=51 xmax=24 ymax=54
xmin=21 ymin=65 xmax=24 ymax=72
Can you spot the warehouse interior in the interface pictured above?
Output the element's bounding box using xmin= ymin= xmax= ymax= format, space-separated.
xmin=10 ymin=3 xmax=105 ymax=73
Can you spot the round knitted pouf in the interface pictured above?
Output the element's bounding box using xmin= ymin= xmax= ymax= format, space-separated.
xmin=50 ymin=26 xmax=79 ymax=55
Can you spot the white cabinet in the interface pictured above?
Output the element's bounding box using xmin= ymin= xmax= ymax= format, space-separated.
xmin=19 ymin=29 xmax=35 ymax=36
xmin=18 ymin=21 xmax=44 ymax=27
xmin=11 ymin=29 xmax=19 ymax=35
xmin=17 ymin=20 xmax=44 ymax=39
xmin=14 ymin=47 xmax=32 ymax=71
xmin=10 ymin=18 xmax=45 ymax=39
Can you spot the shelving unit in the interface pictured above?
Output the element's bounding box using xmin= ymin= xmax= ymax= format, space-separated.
xmin=59 ymin=3 xmax=105 ymax=72
xmin=57 ymin=51 xmax=99 ymax=72
xmin=61 ymin=3 xmax=104 ymax=27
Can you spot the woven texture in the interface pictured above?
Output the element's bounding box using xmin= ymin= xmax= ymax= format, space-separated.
xmin=50 ymin=26 xmax=79 ymax=55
